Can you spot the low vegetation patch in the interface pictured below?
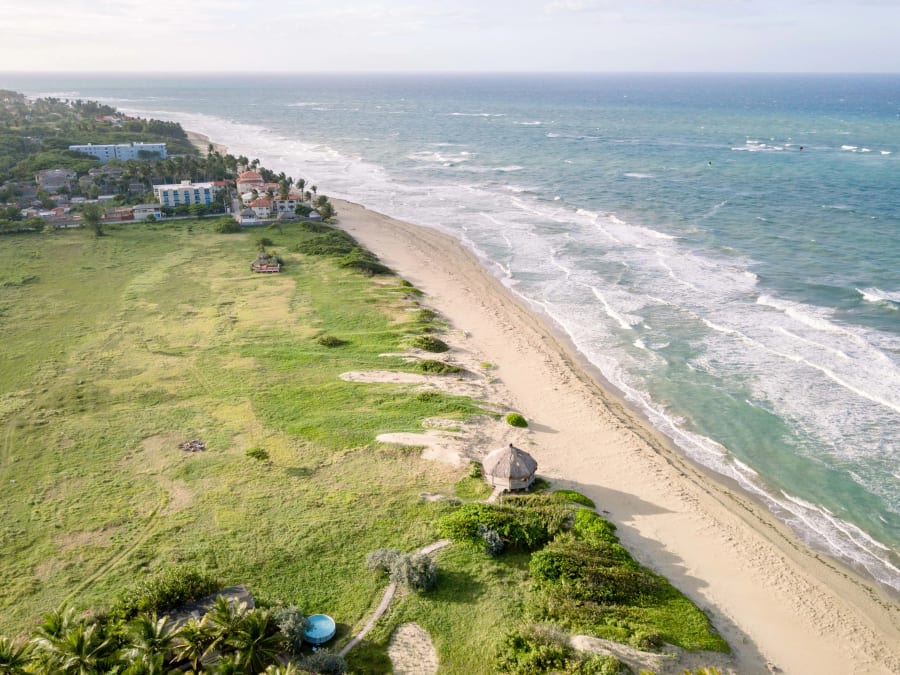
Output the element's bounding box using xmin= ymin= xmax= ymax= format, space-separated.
xmin=410 ymin=335 xmax=450 ymax=353
xmin=553 ymin=489 xmax=596 ymax=508
xmin=416 ymin=359 xmax=464 ymax=375
xmin=506 ymin=412 xmax=528 ymax=428
xmin=109 ymin=566 xmax=220 ymax=622
xmin=245 ymin=447 xmax=270 ymax=461
xmin=316 ymin=335 xmax=348 ymax=348
xmin=366 ymin=548 xmax=437 ymax=592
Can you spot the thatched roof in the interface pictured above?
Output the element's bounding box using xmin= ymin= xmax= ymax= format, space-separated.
xmin=483 ymin=443 xmax=537 ymax=480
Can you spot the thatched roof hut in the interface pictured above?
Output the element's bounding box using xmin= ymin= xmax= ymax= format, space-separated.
xmin=483 ymin=443 xmax=537 ymax=490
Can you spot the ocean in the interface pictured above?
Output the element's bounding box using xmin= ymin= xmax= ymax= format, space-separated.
xmin=4 ymin=72 xmax=898 ymax=593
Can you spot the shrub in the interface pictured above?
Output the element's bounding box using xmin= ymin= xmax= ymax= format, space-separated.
xmin=299 ymin=651 xmax=348 ymax=674
xmin=340 ymin=252 xmax=393 ymax=276
xmin=110 ymin=566 xmax=219 ymax=621
xmin=410 ymin=335 xmax=449 ymax=353
xmin=256 ymin=237 xmax=275 ymax=249
xmin=529 ymin=535 xmax=656 ymax=604
xmin=437 ymin=503 xmax=552 ymax=552
xmin=390 ymin=553 xmax=437 ymax=592
xmin=213 ymin=218 xmax=241 ymax=233
xmin=366 ymin=548 xmax=401 ymax=575
xmin=274 ymin=605 xmax=309 ymax=656
xmin=469 ymin=461 xmax=483 ymax=479
xmin=416 ymin=359 xmax=463 ymax=375
xmin=572 ymin=509 xmax=618 ymax=546
xmin=316 ymin=335 xmax=348 ymax=347
xmin=506 ymin=412 xmax=528 ymax=428
xmin=479 ymin=524 xmax=505 ymax=555
xmin=571 ymin=654 xmax=628 ymax=674
xmin=366 ymin=549 xmax=436 ymax=592
xmin=291 ymin=229 xmax=357 ymax=256
xmin=629 ymin=629 xmax=664 ymax=651
xmin=246 ymin=447 xmax=269 ymax=461
xmin=495 ymin=625 xmax=572 ymax=674
xmin=553 ymin=489 xmax=595 ymax=508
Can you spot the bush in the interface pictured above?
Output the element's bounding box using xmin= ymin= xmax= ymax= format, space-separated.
xmin=110 ymin=566 xmax=219 ymax=621
xmin=629 ymin=629 xmax=664 ymax=651
xmin=553 ymin=489 xmax=595 ymax=508
xmin=572 ymin=509 xmax=618 ymax=546
xmin=246 ymin=447 xmax=269 ymax=461
xmin=256 ymin=237 xmax=275 ymax=249
xmin=437 ymin=503 xmax=552 ymax=552
xmin=410 ymin=335 xmax=449 ymax=353
xmin=291 ymin=229 xmax=358 ymax=256
xmin=390 ymin=553 xmax=437 ymax=592
xmin=416 ymin=359 xmax=463 ymax=375
xmin=274 ymin=605 xmax=309 ymax=656
xmin=506 ymin=413 xmax=528 ymax=428
xmin=366 ymin=548 xmax=401 ymax=575
xmin=366 ymin=548 xmax=436 ymax=592
xmin=495 ymin=625 xmax=572 ymax=674
xmin=339 ymin=251 xmax=393 ymax=276
xmin=529 ymin=535 xmax=656 ymax=604
xmin=316 ymin=335 xmax=348 ymax=347
xmin=213 ymin=217 xmax=241 ymax=233
xmin=479 ymin=525 xmax=505 ymax=555
xmin=570 ymin=654 xmax=628 ymax=674
xmin=299 ymin=651 xmax=348 ymax=674
xmin=469 ymin=461 xmax=483 ymax=479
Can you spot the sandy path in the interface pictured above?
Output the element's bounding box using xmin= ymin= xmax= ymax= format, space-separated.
xmin=335 ymin=198 xmax=900 ymax=675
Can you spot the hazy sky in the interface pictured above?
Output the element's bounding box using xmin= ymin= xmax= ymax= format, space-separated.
xmin=2 ymin=0 xmax=899 ymax=73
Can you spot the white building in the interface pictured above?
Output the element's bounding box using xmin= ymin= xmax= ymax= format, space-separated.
xmin=133 ymin=204 xmax=163 ymax=221
xmin=69 ymin=142 xmax=167 ymax=163
xmin=153 ymin=180 xmax=218 ymax=207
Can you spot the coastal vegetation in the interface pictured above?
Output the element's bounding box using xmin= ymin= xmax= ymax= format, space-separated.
xmin=506 ymin=412 xmax=529 ymax=428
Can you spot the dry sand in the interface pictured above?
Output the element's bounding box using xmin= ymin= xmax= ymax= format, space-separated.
xmin=334 ymin=198 xmax=900 ymax=675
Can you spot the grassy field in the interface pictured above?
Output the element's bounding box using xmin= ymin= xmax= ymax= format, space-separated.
xmin=0 ymin=219 xmax=484 ymax=641
xmin=0 ymin=219 xmax=726 ymax=672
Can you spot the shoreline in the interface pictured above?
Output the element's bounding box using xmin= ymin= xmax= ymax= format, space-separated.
xmin=332 ymin=197 xmax=900 ymax=674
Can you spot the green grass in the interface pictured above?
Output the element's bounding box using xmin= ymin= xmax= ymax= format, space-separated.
xmin=0 ymin=220 xmax=481 ymax=638
xmin=0 ymin=220 xmax=729 ymax=672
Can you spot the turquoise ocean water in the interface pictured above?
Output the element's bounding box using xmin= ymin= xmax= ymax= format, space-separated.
xmin=5 ymin=73 xmax=898 ymax=592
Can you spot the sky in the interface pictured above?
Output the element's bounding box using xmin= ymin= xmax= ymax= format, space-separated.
xmin=1 ymin=0 xmax=899 ymax=73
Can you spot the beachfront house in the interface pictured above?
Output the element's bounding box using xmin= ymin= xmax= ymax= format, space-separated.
xmin=482 ymin=444 xmax=538 ymax=491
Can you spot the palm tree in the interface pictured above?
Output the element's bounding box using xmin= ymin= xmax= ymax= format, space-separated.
xmin=121 ymin=613 xmax=178 ymax=669
xmin=226 ymin=610 xmax=283 ymax=674
xmin=33 ymin=621 xmax=114 ymax=674
xmin=264 ymin=664 xmax=303 ymax=675
xmin=296 ymin=178 xmax=305 ymax=199
xmin=0 ymin=636 xmax=34 ymax=674
xmin=35 ymin=607 xmax=79 ymax=641
xmin=173 ymin=619 xmax=213 ymax=673
xmin=205 ymin=596 xmax=248 ymax=655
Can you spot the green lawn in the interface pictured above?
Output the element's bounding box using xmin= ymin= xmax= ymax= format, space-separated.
xmin=0 ymin=219 xmax=480 ymax=640
xmin=0 ymin=219 xmax=727 ymax=672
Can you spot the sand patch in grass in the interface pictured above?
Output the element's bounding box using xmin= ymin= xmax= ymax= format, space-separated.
xmin=388 ymin=622 xmax=439 ymax=675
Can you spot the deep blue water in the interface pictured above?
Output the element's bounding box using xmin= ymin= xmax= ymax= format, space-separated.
xmin=4 ymin=72 xmax=898 ymax=591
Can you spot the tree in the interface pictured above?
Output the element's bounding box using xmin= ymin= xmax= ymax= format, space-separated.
xmin=226 ymin=610 xmax=283 ymax=674
xmin=173 ymin=619 xmax=213 ymax=673
xmin=32 ymin=622 xmax=114 ymax=674
xmin=0 ymin=636 xmax=34 ymax=674
xmin=121 ymin=613 xmax=179 ymax=669
xmin=81 ymin=203 xmax=104 ymax=236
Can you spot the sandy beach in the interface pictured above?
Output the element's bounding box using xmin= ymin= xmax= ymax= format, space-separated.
xmin=333 ymin=198 xmax=900 ymax=674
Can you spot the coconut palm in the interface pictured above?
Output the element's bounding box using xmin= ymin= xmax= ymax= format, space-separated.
xmin=226 ymin=610 xmax=283 ymax=674
xmin=121 ymin=613 xmax=179 ymax=668
xmin=172 ymin=618 xmax=213 ymax=673
xmin=205 ymin=596 xmax=248 ymax=654
xmin=0 ymin=635 xmax=34 ymax=674
xmin=33 ymin=621 xmax=114 ymax=674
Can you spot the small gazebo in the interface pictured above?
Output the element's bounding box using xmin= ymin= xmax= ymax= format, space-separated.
xmin=482 ymin=443 xmax=538 ymax=491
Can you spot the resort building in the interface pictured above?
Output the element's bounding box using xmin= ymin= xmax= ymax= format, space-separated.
xmin=68 ymin=142 xmax=167 ymax=163
xmin=236 ymin=170 xmax=265 ymax=192
xmin=153 ymin=180 xmax=218 ymax=207
xmin=273 ymin=192 xmax=304 ymax=216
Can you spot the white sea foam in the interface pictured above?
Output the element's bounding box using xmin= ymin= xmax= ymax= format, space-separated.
xmin=881 ymin=150 xmax=892 ymax=155
xmin=514 ymin=120 xmax=542 ymax=126
xmin=624 ymin=172 xmax=654 ymax=179
xmin=841 ymin=145 xmax=858 ymax=151
xmin=857 ymin=287 xmax=900 ymax=304
xmin=446 ymin=112 xmax=505 ymax=117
